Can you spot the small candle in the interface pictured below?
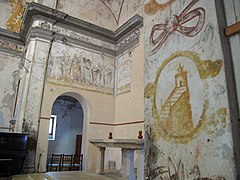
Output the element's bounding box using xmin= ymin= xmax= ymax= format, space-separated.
xmin=138 ymin=131 xmax=143 ymax=139
xmin=108 ymin=132 xmax=113 ymax=139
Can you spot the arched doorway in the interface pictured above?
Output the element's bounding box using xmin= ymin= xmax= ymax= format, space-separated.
xmin=36 ymin=90 xmax=90 ymax=172
xmin=47 ymin=94 xmax=84 ymax=171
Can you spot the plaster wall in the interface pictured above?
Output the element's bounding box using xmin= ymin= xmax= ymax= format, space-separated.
xmin=0 ymin=52 xmax=21 ymax=131
xmin=24 ymin=40 xmax=50 ymax=133
xmin=112 ymin=28 xmax=144 ymax=170
xmin=0 ymin=0 xmax=145 ymax=173
xmin=0 ymin=1 xmax=12 ymax=30
xmin=48 ymin=99 xmax=83 ymax=155
xmin=224 ymin=0 xmax=240 ymax=116
xmin=1 ymin=0 xmax=143 ymax=32
xmin=115 ymin=28 xmax=144 ymax=124
xmin=39 ymin=82 xmax=115 ymax=171
xmin=117 ymin=0 xmax=143 ymax=28
xmin=144 ymin=0 xmax=236 ymax=179
xmin=19 ymin=39 xmax=51 ymax=172
xmin=42 ymin=0 xmax=143 ymax=31
xmin=55 ymin=0 xmax=117 ymax=31
xmin=36 ymin=39 xmax=116 ymax=172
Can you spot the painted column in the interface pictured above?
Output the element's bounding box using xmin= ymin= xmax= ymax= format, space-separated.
xmin=144 ymin=0 xmax=237 ymax=179
xmin=136 ymin=149 xmax=144 ymax=180
xmin=96 ymin=147 xmax=106 ymax=175
xmin=121 ymin=148 xmax=127 ymax=175
xmin=22 ymin=39 xmax=51 ymax=172
xmin=123 ymin=149 xmax=135 ymax=180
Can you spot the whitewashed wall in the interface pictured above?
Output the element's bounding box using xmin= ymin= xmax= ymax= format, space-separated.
xmin=0 ymin=1 xmax=12 ymax=30
xmin=144 ymin=0 xmax=236 ymax=179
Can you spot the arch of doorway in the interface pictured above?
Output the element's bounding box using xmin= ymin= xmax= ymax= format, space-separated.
xmin=36 ymin=91 xmax=90 ymax=173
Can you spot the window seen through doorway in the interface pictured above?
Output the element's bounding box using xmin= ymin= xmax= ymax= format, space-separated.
xmin=49 ymin=115 xmax=57 ymax=140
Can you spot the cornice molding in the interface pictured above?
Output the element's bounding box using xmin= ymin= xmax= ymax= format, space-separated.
xmin=0 ymin=2 xmax=143 ymax=55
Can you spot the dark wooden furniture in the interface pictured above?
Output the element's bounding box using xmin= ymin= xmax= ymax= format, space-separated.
xmin=71 ymin=154 xmax=83 ymax=171
xmin=75 ymin=135 xmax=82 ymax=156
xmin=47 ymin=154 xmax=62 ymax=171
xmin=62 ymin=154 xmax=73 ymax=171
xmin=0 ymin=132 xmax=28 ymax=178
xmin=47 ymin=153 xmax=83 ymax=171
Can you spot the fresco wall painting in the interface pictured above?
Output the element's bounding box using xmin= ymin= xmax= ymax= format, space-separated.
xmin=6 ymin=0 xmax=24 ymax=33
xmin=47 ymin=42 xmax=115 ymax=94
xmin=144 ymin=0 xmax=235 ymax=179
xmin=100 ymin=0 xmax=125 ymax=25
xmin=116 ymin=52 xmax=131 ymax=94
xmin=149 ymin=0 xmax=205 ymax=55
xmin=144 ymin=0 xmax=176 ymax=15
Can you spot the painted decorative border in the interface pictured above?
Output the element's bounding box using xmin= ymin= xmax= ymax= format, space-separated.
xmin=0 ymin=40 xmax=24 ymax=52
xmin=116 ymin=29 xmax=140 ymax=50
xmin=90 ymin=120 xmax=144 ymax=126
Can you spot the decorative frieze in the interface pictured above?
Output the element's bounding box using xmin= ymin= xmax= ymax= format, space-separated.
xmin=40 ymin=21 xmax=51 ymax=30
xmin=0 ymin=40 xmax=24 ymax=52
xmin=47 ymin=42 xmax=115 ymax=94
xmin=116 ymin=29 xmax=140 ymax=50
xmin=116 ymin=52 xmax=131 ymax=94
xmin=51 ymin=25 xmax=116 ymax=51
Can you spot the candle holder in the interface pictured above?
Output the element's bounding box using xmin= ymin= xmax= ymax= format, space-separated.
xmin=138 ymin=131 xmax=143 ymax=139
xmin=108 ymin=132 xmax=113 ymax=139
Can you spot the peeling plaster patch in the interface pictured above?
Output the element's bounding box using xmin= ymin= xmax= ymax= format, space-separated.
xmin=0 ymin=112 xmax=4 ymax=126
xmin=221 ymin=144 xmax=233 ymax=160
xmin=2 ymin=93 xmax=14 ymax=114
xmin=216 ymin=127 xmax=226 ymax=137
xmin=220 ymin=144 xmax=236 ymax=174
xmin=0 ymin=54 xmax=20 ymax=129
xmin=0 ymin=60 xmax=7 ymax=72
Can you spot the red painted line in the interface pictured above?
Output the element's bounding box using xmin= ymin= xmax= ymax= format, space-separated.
xmin=90 ymin=120 xmax=144 ymax=126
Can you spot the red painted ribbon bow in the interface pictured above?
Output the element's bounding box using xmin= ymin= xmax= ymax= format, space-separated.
xmin=149 ymin=0 xmax=205 ymax=55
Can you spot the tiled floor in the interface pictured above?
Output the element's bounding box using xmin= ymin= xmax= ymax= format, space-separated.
xmin=11 ymin=171 xmax=124 ymax=180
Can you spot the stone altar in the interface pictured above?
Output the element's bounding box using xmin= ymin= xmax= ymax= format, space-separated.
xmin=89 ymin=139 xmax=144 ymax=180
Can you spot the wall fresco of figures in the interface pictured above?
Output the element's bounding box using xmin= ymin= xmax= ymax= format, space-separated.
xmin=0 ymin=53 xmax=22 ymax=132
xmin=144 ymin=0 xmax=236 ymax=179
xmin=47 ymin=42 xmax=115 ymax=94
xmin=116 ymin=52 xmax=131 ymax=94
